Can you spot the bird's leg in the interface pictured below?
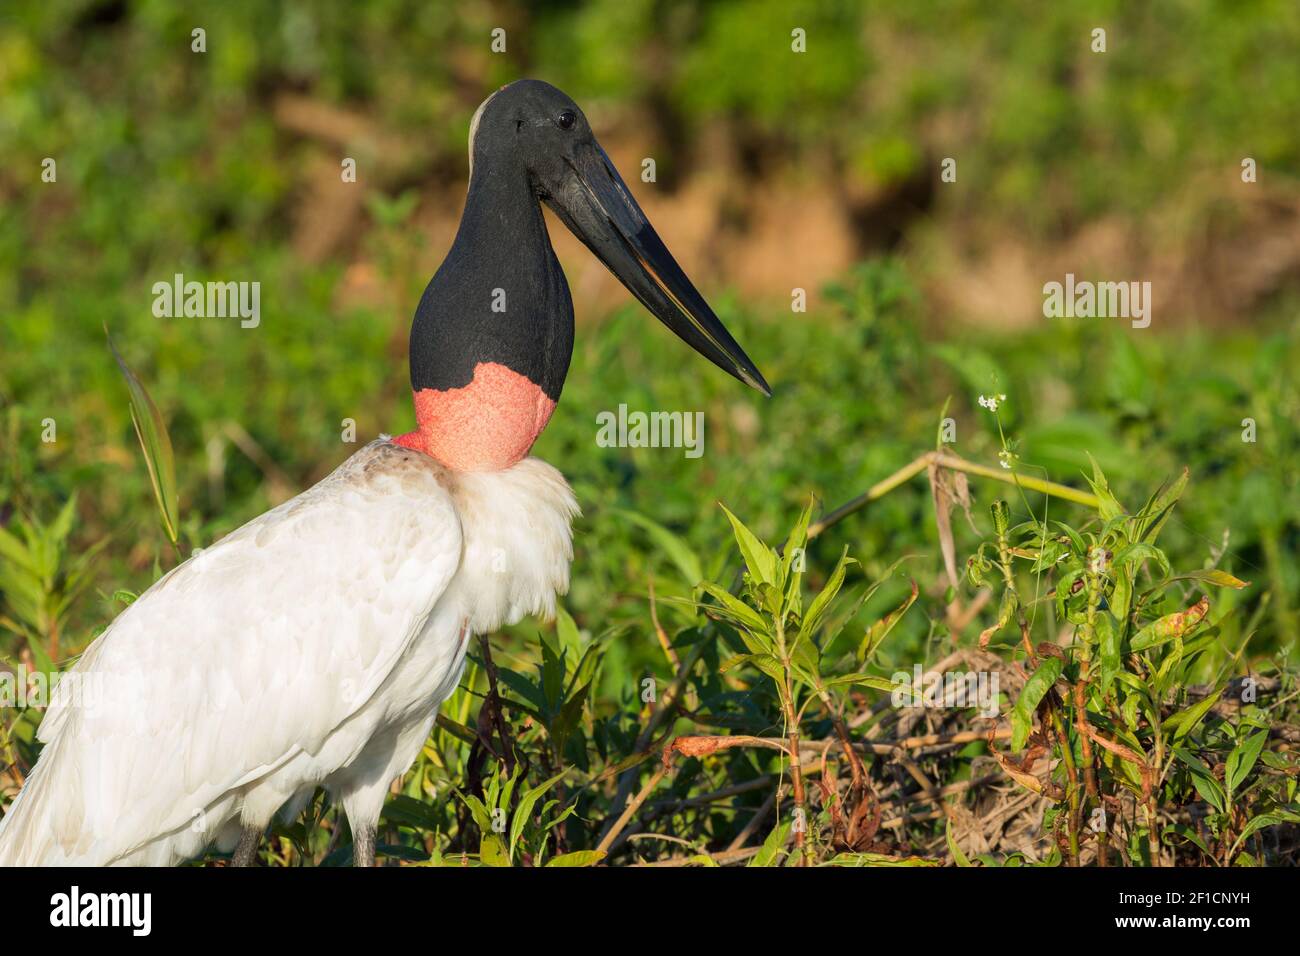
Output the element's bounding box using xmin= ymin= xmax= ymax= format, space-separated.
xmin=231 ymin=826 xmax=261 ymax=867
xmin=352 ymin=824 xmax=376 ymax=867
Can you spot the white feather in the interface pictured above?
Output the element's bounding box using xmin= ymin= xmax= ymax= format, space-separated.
xmin=0 ymin=439 xmax=578 ymax=865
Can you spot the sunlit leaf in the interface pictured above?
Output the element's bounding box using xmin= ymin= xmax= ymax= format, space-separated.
xmin=719 ymin=503 xmax=777 ymax=586
xmin=856 ymin=579 xmax=917 ymax=663
xmin=1011 ymin=656 xmax=1062 ymax=750
xmin=108 ymin=329 xmax=179 ymax=545
xmin=545 ymin=850 xmax=606 ymax=867
xmin=1226 ymin=729 xmax=1269 ymax=795
xmin=1131 ymin=598 xmax=1210 ymax=651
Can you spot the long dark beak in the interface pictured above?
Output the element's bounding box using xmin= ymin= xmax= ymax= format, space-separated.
xmin=545 ymin=142 xmax=771 ymax=396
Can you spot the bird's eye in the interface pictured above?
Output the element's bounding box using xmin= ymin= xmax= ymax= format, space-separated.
xmin=557 ymin=109 xmax=576 ymax=130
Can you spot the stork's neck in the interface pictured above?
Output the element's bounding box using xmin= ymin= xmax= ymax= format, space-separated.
xmin=396 ymin=158 xmax=575 ymax=471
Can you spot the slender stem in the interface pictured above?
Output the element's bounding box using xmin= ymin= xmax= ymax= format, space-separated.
xmin=598 ymin=643 xmax=703 ymax=845
xmin=782 ymin=688 xmax=811 ymax=865
xmin=596 ymin=766 xmax=667 ymax=856
xmin=993 ymin=506 xmax=1038 ymax=664
xmin=933 ymin=454 xmax=1101 ymax=508
xmin=808 ymin=454 xmax=931 ymax=540
xmin=1076 ymin=556 xmax=1104 ymax=864
xmin=773 ymin=615 xmax=812 ymax=866
xmin=1048 ymin=702 xmax=1081 ymax=866
xmin=808 ymin=452 xmax=1100 ymax=542
xmin=817 ymin=687 xmax=866 ymax=789
xmin=1144 ymin=779 xmax=1162 ymax=867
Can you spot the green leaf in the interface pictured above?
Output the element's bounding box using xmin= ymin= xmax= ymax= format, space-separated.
xmin=508 ymin=769 xmax=568 ymax=861
xmin=747 ymin=821 xmax=791 ymax=867
xmin=553 ymin=679 xmax=592 ymax=758
xmin=1110 ymin=570 xmax=1132 ymax=628
xmin=719 ymin=503 xmax=777 ymax=586
xmin=1053 ymin=521 xmax=1086 ymax=557
xmin=108 ymin=330 xmax=180 ymax=545
xmin=1231 ymin=810 xmax=1300 ymax=856
xmin=380 ymin=794 xmax=445 ymax=832
xmin=493 ymin=667 xmax=546 ymax=714
xmin=0 ymin=526 xmax=35 ymax=575
xmin=946 ymin=818 xmax=973 ymax=867
xmin=545 ymin=850 xmax=606 ymax=867
xmin=49 ymin=494 xmax=78 ymax=546
xmin=1112 ymin=541 xmax=1169 ymax=579
xmin=1175 ymin=569 xmax=1250 ymax=590
xmin=554 ymin=605 xmax=581 ymax=657
xmin=539 ymin=629 xmax=565 ymax=711
xmin=456 ymin=793 xmax=492 ymax=834
xmin=979 ymin=587 xmax=1018 ymax=648
xmin=1084 ymin=453 xmax=1125 ymax=521
xmin=479 ymin=833 xmax=509 ymax=867
xmin=1226 ymin=729 xmax=1268 ymax=795
xmin=748 ymin=654 xmax=787 ymax=683
xmin=1136 ymin=468 xmax=1188 ymax=543
xmin=1131 ymin=598 xmax=1210 ymax=651
xmin=1164 ymin=692 xmax=1222 ymax=743
xmin=24 ymin=629 xmax=55 ymax=675
xmin=1173 ymin=747 xmax=1226 ymax=814
xmin=822 ymin=672 xmax=895 ymax=693
xmin=698 ymin=581 xmax=769 ymax=634
xmin=1011 ymin=657 xmax=1063 ymax=750
xmin=718 ymin=653 xmax=756 ymax=673
xmin=1162 ymin=824 xmax=1213 ymax=861
xmin=856 ymin=580 xmax=917 ymax=663
xmin=782 ymin=499 xmax=814 ymax=579
xmin=1096 ymin=613 xmax=1120 ymax=694
xmin=825 ymin=852 xmax=939 ymax=867
xmin=798 ymin=546 xmax=855 ymax=644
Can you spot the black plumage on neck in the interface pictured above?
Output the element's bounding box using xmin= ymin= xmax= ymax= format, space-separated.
xmin=408 ymin=138 xmax=574 ymax=402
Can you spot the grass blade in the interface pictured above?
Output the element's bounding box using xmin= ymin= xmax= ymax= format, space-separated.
xmin=107 ymin=329 xmax=179 ymax=545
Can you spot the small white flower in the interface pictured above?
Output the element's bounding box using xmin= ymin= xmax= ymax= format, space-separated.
xmin=978 ymin=393 xmax=1007 ymax=412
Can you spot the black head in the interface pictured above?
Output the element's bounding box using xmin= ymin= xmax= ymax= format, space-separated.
xmin=467 ymin=80 xmax=771 ymax=396
xmin=469 ymin=80 xmax=588 ymax=197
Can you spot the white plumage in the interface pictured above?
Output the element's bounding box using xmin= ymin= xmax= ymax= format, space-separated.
xmin=0 ymin=439 xmax=578 ymax=865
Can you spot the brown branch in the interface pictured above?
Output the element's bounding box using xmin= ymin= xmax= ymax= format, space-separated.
xmin=666 ymin=727 xmax=1011 ymax=763
xmin=596 ymin=766 xmax=668 ymax=857
xmin=596 ymin=643 xmax=704 ymax=845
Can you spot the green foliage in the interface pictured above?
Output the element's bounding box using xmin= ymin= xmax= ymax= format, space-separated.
xmin=0 ymin=494 xmax=104 ymax=670
xmin=454 ymin=765 xmax=575 ymax=867
xmin=974 ymin=455 xmax=1295 ymax=866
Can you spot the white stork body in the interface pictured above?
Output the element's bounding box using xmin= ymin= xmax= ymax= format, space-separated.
xmin=0 ymin=440 xmax=577 ymax=865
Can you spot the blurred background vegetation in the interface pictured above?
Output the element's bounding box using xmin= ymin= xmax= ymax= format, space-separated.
xmin=1 ymin=1 xmax=1297 ymax=863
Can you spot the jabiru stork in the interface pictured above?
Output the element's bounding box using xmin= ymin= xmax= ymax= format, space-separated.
xmin=0 ymin=80 xmax=768 ymax=866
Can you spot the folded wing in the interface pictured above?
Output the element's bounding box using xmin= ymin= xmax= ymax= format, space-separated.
xmin=0 ymin=441 xmax=461 ymax=865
